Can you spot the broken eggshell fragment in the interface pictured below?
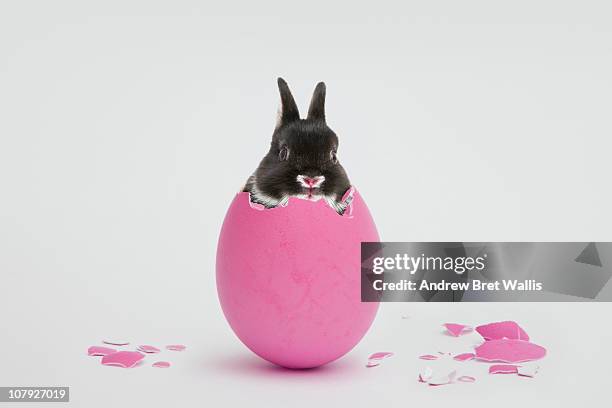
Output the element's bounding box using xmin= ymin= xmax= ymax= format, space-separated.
xmin=368 ymin=351 xmax=393 ymax=360
xmin=475 ymin=339 xmax=546 ymax=363
xmin=101 ymin=351 xmax=145 ymax=368
xmin=419 ymin=354 xmax=439 ymax=361
xmin=443 ymin=323 xmax=471 ymax=337
xmin=489 ymin=364 xmax=519 ymax=374
xmin=87 ymin=346 xmax=117 ymax=356
xmin=418 ymin=367 xmax=434 ymax=383
xmin=102 ymin=339 xmax=130 ymax=346
xmin=427 ymin=370 xmax=457 ymax=386
xmin=366 ymin=352 xmax=393 ymax=367
xmin=166 ymin=344 xmax=187 ymax=352
xmin=453 ymin=353 xmax=476 ymax=362
xmin=137 ymin=345 xmax=161 ymax=354
xmin=475 ymin=321 xmax=529 ymax=341
xmin=518 ymin=364 xmax=540 ymax=377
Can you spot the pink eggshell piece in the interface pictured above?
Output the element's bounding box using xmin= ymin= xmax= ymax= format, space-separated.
xmin=137 ymin=345 xmax=160 ymax=354
xmin=475 ymin=321 xmax=529 ymax=341
xmin=216 ymin=190 xmax=379 ymax=369
xmin=443 ymin=323 xmax=471 ymax=337
xmin=453 ymin=353 xmax=476 ymax=362
xmin=368 ymin=352 xmax=393 ymax=360
xmin=457 ymin=375 xmax=476 ymax=383
xmin=475 ymin=339 xmax=546 ymax=363
xmin=101 ymin=351 xmax=144 ymax=368
xmin=87 ymin=346 xmax=117 ymax=356
xmin=166 ymin=344 xmax=186 ymax=352
xmin=366 ymin=352 xmax=393 ymax=367
xmin=489 ymin=364 xmax=519 ymax=374
xmin=419 ymin=354 xmax=439 ymax=360
xmin=152 ymin=361 xmax=171 ymax=368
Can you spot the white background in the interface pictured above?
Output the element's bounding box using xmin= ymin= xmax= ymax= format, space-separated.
xmin=1 ymin=1 xmax=611 ymax=407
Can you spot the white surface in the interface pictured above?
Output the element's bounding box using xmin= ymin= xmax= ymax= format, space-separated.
xmin=1 ymin=1 xmax=612 ymax=407
xmin=2 ymin=303 xmax=610 ymax=407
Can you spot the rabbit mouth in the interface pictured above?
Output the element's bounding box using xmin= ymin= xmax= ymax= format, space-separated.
xmin=295 ymin=175 xmax=325 ymax=201
xmin=296 ymin=187 xmax=323 ymax=202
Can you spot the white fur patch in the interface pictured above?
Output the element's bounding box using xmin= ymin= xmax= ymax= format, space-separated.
xmin=248 ymin=174 xmax=347 ymax=215
xmin=295 ymin=193 xmax=323 ymax=202
xmin=248 ymin=175 xmax=288 ymax=208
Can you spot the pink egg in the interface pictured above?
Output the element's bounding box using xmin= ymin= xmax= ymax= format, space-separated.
xmin=216 ymin=189 xmax=379 ymax=369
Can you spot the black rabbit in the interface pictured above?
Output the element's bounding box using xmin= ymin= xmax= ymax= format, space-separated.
xmin=244 ymin=78 xmax=352 ymax=215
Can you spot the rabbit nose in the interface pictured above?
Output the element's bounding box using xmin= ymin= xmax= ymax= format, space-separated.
xmin=297 ymin=175 xmax=325 ymax=188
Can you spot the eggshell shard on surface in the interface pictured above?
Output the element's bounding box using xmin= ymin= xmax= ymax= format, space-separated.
xmin=369 ymin=352 xmax=394 ymax=360
xmin=102 ymin=339 xmax=130 ymax=346
xmin=475 ymin=321 xmax=530 ymax=341
xmin=152 ymin=361 xmax=171 ymax=368
xmin=427 ymin=370 xmax=457 ymax=386
xmin=443 ymin=323 xmax=472 ymax=337
xmin=419 ymin=354 xmax=439 ymax=361
xmin=101 ymin=351 xmax=145 ymax=368
xmin=166 ymin=344 xmax=186 ymax=351
xmin=489 ymin=364 xmax=519 ymax=374
xmin=366 ymin=352 xmax=393 ymax=367
xmin=418 ymin=368 xmax=462 ymax=386
xmin=87 ymin=346 xmax=117 ymax=356
xmin=475 ymin=339 xmax=546 ymax=363
xmin=418 ymin=367 xmax=434 ymax=382
xmin=137 ymin=345 xmax=161 ymax=354
xmin=517 ymin=364 xmax=540 ymax=377
xmin=216 ymin=189 xmax=379 ymax=369
xmin=453 ymin=353 xmax=476 ymax=362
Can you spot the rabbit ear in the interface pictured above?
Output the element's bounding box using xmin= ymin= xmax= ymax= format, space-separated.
xmin=276 ymin=78 xmax=300 ymax=127
xmin=307 ymin=82 xmax=326 ymax=122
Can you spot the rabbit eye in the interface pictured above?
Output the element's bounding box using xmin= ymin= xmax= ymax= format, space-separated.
xmin=330 ymin=150 xmax=338 ymax=164
xmin=279 ymin=146 xmax=289 ymax=161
